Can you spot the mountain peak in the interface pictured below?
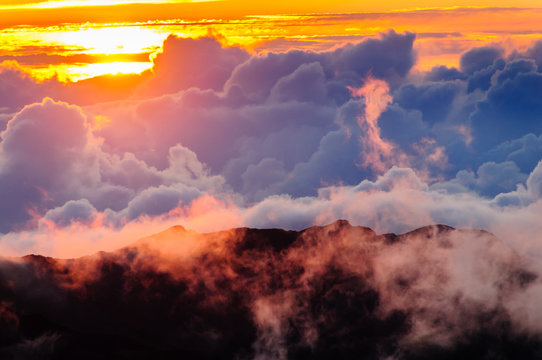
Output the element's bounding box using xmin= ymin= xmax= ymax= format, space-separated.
xmin=1 ymin=221 xmax=537 ymax=359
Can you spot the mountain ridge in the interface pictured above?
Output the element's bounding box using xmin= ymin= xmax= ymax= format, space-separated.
xmin=2 ymin=220 xmax=540 ymax=359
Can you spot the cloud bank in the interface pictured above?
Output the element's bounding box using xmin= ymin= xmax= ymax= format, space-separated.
xmin=0 ymin=30 xmax=541 ymax=260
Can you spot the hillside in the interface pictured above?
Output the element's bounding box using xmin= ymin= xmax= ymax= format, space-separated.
xmin=0 ymin=220 xmax=540 ymax=359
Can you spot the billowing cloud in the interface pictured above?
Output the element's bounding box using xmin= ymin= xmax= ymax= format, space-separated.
xmin=154 ymin=36 xmax=248 ymax=89
xmin=0 ymin=31 xmax=541 ymax=264
xmin=470 ymin=68 xmax=542 ymax=150
xmin=0 ymin=98 xmax=225 ymax=234
xmin=459 ymin=46 xmax=504 ymax=75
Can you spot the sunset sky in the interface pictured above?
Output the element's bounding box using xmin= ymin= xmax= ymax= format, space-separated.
xmin=1 ymin=0 xmax=542 ymax=258
xmin=2 ymin=1 xmax=542 ymax=80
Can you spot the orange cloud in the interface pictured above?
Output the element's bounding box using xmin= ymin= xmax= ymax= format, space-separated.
xmin=350 ymin=78 xmax=403 ymax=173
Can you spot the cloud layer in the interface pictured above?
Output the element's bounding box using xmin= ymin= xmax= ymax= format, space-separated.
xmin=0 ymin=30 xmax=541 ymax=260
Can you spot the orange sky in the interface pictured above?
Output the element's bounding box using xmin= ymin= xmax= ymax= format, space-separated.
xmin=1 ymin=1 xmax=542 ymax=81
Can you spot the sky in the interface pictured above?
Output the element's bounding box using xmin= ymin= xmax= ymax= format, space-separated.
xmin=1 ymin=0 xmax=542 ymax=257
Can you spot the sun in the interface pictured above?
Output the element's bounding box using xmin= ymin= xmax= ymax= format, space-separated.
xmin=54 ymin=61 xmax=152 ymax=81
xmin=6 ymin=25 xmax=171 ymax=81
xmin=50 ymin=25 xmax=167 ymax=56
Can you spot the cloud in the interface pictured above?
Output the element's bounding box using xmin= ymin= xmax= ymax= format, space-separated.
xmin=433 ymin=161 xmax=528 ymax=197
xmin=268 ymin=62 xmax=328 ymax=104
xmin=0 ymin=98 xmax=225 ymax=234
xmin=424 ymin=65 xmax=467 ymax=82
xmin=393 ymin=80 xmax=465 ymax=125
xmin=44 ymin=199 xmax=98 ymax=227
xmin=225 ymin=30 xmax=415 ymax=103
xmin=87 ymin=31 xmax=418 ymax=199
xmin=8 ymin=161 xmax=541 ymax=260
xmin=0 ymin=98 xmax=98 ymax=232
xmin=332 ymin=30 xmax=416 ymax=87
xmin=140 ymin=35 xmax=250 ymax=96
xmin=240 ymin=158 xmax=287 ymax=200
xmin=349 ymin=77 xmax=406 ymax=173
xmin=526 ymin=160 xmax=542 ymax=200
xmin=0 ymin=61 xmax=151 ymax=121
xmin=515 ymin=39 xmax=542 ymax=72
xmin=470 ymin=70 xmax=542 ymax=151
xmin=493 ymin=58 xmax=538 ymax=85
xmin=122 ymin=184 xmax=201 ymax=220
xmin=1 ymin=31 xmax=542 ymax=266
xmin=459 ymin=46 xmax=504 ymax=75
xmin=0 ymin=61 xmax=63 ymax=115
xmin=0 ymin=35 xmax=248 ymax=119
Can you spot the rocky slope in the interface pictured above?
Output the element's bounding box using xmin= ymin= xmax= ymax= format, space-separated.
xmin=0 ymin=220 xmax=540 ymax=359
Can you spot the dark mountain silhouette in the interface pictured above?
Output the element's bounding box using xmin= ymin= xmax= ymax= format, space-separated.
xmin=0 ymin=220 xmax=540 ymax=359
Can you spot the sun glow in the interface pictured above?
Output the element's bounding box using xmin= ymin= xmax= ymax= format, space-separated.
xmin=34 ymin=61 xmax=151 ymax=81
xmin=49 ymin=26 xmax=167 ymax=55
xmin=0 ymin=24 xmax=174 ymax=81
